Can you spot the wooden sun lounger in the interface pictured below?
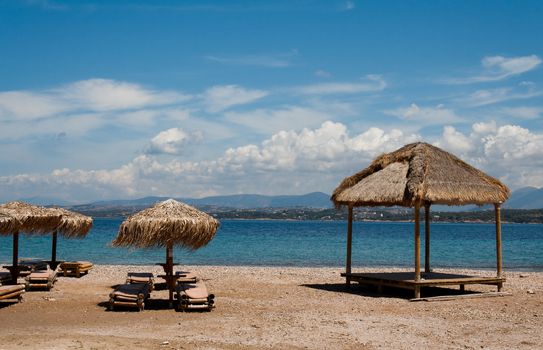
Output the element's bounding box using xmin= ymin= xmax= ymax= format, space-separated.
xmin=126 ymin=272 xmax=155 ymax=290
xmin=108 ymin=282 xmax=151 ymax=311
xmin=175 ymin=280 xmax=215 ymax=311
xmin=0 ymin=272 xmax=11 ymax=284
xmin=175 ymin=271 xmax=198 ymax=284
xmin=25 ymin=267 xmax=57 ymax=290
xmin=59 ymin=261 xmax=93 ymax=278
xmin=0 ymin=284 xmax=25 ymax=303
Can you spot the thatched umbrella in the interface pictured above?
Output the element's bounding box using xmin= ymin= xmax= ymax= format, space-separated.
xmin=0 ymin=201 xmax=63 ymax=283
xmin=112 ymin=199 xmax=220 ymax=305
xmin=47 ymin=207 xmax=93 ymax=269
xmin=0 ymin=212 xmax=19 ymax=235
xmin=332 ymin=142 xmax=510 ymax=297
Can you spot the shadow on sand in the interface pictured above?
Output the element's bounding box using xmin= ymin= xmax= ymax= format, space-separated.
xmin=301 ymin=282 xmax=479 ymax=300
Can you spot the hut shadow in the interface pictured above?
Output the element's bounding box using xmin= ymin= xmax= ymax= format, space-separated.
xmin=0 ymin=301 xmax=19 ymax=309
xmin=301 ymin=283 xmax=479 ymax=300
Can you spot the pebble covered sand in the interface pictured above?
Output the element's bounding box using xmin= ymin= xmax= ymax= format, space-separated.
xmin=1 ymin=265 xmax=542 ymax=349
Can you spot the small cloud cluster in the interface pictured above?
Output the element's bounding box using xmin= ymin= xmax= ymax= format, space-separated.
xmin=145 ymin=128 xmax=203 ymax=155
xmin=446 ymin=55 xmax=541 ymax=84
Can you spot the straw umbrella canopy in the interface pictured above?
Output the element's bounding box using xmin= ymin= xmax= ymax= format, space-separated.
xmin=112 ymin=199 xmax=220 ymax=305
xmin=0 ymin=201 xmax=63 ymax=282
xmin=46 ymin=207 xmax=93 ymax=269
xmin=0 ymin=212 xmax=19 ymax=235
xmin=331 ymin=142 xmax=510 ymax=291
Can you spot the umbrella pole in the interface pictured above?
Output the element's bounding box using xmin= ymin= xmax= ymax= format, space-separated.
xmin=51 ymin=230 xmax=58 ymax=269
xmin=12 ymin=231 xmax=19 ymax=284
xmin=166 ymin=244 xmax=174 ymax=307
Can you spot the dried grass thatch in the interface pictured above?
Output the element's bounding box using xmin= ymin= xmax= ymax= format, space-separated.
xmin=332 ymin=142 xmax=510 ymax=207
xmin=49 ymin=207 xmax=93 ymax=238
xmin=0 ymin=212 xmax=19 ymax=235
xmin=0 ymin=201 xmax=62 ymax=235
xmin=113 ymin=199 xmax=220 ymax=250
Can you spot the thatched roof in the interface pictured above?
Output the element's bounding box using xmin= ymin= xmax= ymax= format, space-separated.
xmin=113 ymin=199 xmax=220 ymax=250
xmin=0 ymin=212 xmax=19 ymax=235
xmin=49 ymin=207 xmax=93 ymax=238
xmin=332 ymin=142 xmax=510 ymax=207
xmin=0 ymin=201 xmax=62 ymax=235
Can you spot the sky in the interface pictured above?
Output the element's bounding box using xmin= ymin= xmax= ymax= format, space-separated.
xmin=0 ymin=0 xmax=542 ymax=203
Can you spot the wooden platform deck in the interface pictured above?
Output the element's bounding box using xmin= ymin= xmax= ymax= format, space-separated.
xmin=341 ymin=271 xmax=505 ymax=299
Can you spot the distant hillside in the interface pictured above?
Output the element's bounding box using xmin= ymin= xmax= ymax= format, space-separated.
xmin=86 ymin=192 xmax=332 ymax=209
xmin=505 ymin=187 xmax=543 ymax=209
xmin=184 ymin=192 xmax=332 ymax=208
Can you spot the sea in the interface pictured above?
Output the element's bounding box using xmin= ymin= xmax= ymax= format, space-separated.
xmin=1 ymin=219 xmax=542 ymax=271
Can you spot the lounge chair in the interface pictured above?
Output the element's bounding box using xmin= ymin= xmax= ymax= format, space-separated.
xmin=59 ymin=261 xmax=93 ymax=278
xmin=108 ymin=282 xmax=151 ymax=311
xmin=0 ymin=284 xmax=25 ymax=303
xmin=175 ymin=279 xmax=215 ymax=311
xmin=25 ymin=266 xmax=57 ymax=290
xmin=126 ymin=272 xmax=155 ymax=290
xmin=0 ymin=271 xmax=11 ymax=284
xmin=175 ymin=271 xmax=198 ymax=284
xmin=17 ymin=259 xmax=49 ymax=277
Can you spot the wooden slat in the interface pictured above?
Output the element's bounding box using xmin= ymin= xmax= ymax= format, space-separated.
xmin=411 ymin=291 xmax=511 ymax=302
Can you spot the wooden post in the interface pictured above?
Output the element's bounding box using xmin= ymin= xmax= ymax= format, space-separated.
xmin=346 ymin=204 xmax=353 ymax=286
xmin=12 ymin=231 xmax=19 ymax=283
xmin=414 ymin=203 xmax=421 ymax=282
xmin=51 ymin=230 xmax=58 ymax=267
xmin=166 ymin=243 xmax=174 ymax=306
xmin=495 ymin=203 xmax=503 ymax=280
xmin=424 ymin=202 xmax=431 ymax=273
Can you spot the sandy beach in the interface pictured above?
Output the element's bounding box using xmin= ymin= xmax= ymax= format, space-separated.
xmin=0 ymin=265 xmax=542 ymax=349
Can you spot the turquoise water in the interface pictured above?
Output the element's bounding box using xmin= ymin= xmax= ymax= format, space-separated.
xmin=1 ymin=219 xmax=542 ymax=270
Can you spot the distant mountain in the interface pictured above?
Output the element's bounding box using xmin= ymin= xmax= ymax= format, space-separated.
xmin=18 ymin=196 xmax=75 ymax=206
xmin=79 ymin=192 xmax=332 ymax=209
xmin=184 ymin=192 xmax=332 ymax=208
xmin=505 ymin=187 xmax=543 ymax=209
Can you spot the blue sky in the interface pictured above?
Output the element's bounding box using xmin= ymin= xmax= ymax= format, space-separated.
xmin=1 ymin=0 xmax=542 ymax=203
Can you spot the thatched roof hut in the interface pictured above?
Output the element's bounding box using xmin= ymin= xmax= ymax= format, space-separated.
xmin=113 ymin=199 xmax=219 ymax=250
xmin=332 ymin=142 xmax=510 ymax=207
xmin=331 ymin=142 xmax=510 ymax=298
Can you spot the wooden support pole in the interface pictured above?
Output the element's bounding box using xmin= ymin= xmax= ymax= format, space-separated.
xmin=424 ymin=202 xmax=431 ymax=273
xmin=166 ymin=243 xmax=174 ymax=306
xmin=346 ymin=205 xmax=353 ymax=286
xmin=495 ymin=203 xmax=503 ymax=279
xmin=51 ymin=230 xmax=58 ymax=266
xmin=12 ymin=231 xmax=19 ymax=283
xmin=414 ymin=203 xmax=421 ymax=282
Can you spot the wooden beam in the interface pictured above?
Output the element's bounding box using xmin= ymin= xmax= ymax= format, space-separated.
xmin=495 ymin=203 xmax=503 ymax=280
xmin=346 ymin=204 xmax=353 ymax=286
xmin=12 ymin=231 xmax=19 ymax=283
xmin=51 ymin=230 xmax=58 ymax=265
xmin=414 ymin=203 xmax=421 ymax=283
xmin=166 ymin=243 xmax=174 ymax=306
xmin=424 ymin=202 xmax=431 ymax=273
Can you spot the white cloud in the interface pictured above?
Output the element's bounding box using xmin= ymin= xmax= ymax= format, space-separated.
xmin=294 ymin=74 xmax=386 ymax=95
xmin=3 ymin=120 xmax=543 ymax=201
xmin=341 ymin=1 xmax=356 ymax=11
xmin=445 ymin=55 xmax=541 ymax=84
xmin=203 ymin=85 xmax=268 ymax=112
xmin=0 ymin=121 xmax=419 ymax=201
xmin=458 ymin=82 xmax=541 ymax=107
xmin=315 ymin=69 xmax=332 ymax=78
xmin=385 ymin=103 xmax=463 ymax=125
xmin=204 ymin=50 xmax=298 ymax=68
xmin=224 ymin=106 xmax=332 ymax=134
xmin=57 ymin=79 xmax=188 ymax=111
xmin=145 ymin=128 xmax=202 ymax=155
xmin=500 ymin=106 xmax=542 ymax=120
xmin=0 ymin=91 xmax=71 ymax=121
